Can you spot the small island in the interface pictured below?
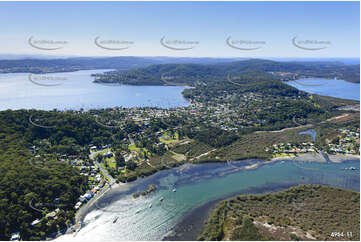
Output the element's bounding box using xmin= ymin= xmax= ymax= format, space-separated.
xmin=132 ymin=184 xmax=157 ymax=198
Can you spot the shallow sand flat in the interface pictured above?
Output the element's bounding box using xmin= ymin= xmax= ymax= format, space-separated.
xmin=270 ymin=153 xmax=360 ymax=164
xmin=270 ymin=152 xmax=326 ymax=163
xmin=244 ymin=163 xmax=259 ymax=170
xmin=78 ymin=153 xmax=359 ymax=225
xmin=328 ymin=154 xmax=360 ymax=163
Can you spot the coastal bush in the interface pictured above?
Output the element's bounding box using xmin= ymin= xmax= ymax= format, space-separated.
xmin=199 ymin=185 xmax=360 ymax=241
xmin=231 ymin=216 xmax=268 ymax=240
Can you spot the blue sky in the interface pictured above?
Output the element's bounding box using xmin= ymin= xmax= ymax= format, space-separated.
xmin=0 ymin=1 xmax=359 ymax=58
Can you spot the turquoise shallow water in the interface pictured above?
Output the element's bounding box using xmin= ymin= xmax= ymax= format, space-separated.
xmin=56 ymin=159 xmax=360 ymax=241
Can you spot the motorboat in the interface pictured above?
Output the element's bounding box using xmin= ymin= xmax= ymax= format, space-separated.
xmin=113 ymin=216 xmax=118 ymax=223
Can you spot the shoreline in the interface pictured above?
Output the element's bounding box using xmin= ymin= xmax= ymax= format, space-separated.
xmin=328 ymin=154 xmax=360 ymax=163
xmin=270 ymin=152 xmax=359 ymax=163
xmin=51 ymin=182 xmax=126 ymax=240
xmin=164 ymin=182 xmax=305 ymax=241
xmin=163 ymin=154 xmax=360 ymax=241
xmin=163 ymin=195 xmax=226 ymax=241
xmin=56 ymin=153 xmax=359 ymax=240
xmin=238 ymin=152 xmax=360 ymax=171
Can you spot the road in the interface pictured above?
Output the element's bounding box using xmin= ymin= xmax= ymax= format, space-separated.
xmin=70 ymin=150 xmax=117 ymax=235
xmin=89 ymin=150 xmax=116 ymax=185
xmin=256 ymin=113 xmax=353 ymax=135
xmin=128 ymin=134 xmax=135 ymax=145
xmin=190 ymin=148 xmax=216 ymax=161
xmin=72 ymin=180 xmax=113 ymax=235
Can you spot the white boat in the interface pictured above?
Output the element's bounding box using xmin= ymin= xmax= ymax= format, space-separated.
xmin=149 ymin=203 xmax=152 ymax=208
xmin=172 ymin=188 xmax=176 ymax=192
xmin=160 ymin=197 xmax=164 ymax=202
xmin=345 ymin=166 xmax=357 ymax=170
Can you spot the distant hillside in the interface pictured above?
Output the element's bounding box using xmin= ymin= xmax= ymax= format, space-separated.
xmin=0 ymin=56 xmax=243 ymax=74
xmin=92 ymin=59 xmax=360 ymax=85
xmin=0 ymin=57 xmax=358 ymax=83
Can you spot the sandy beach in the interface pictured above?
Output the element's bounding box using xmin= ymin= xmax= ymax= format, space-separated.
xmin=243 ymin=153 xmax=360 ymax=171
xmin=328 ymin=154 xmax=360 ymax=163
xmin=270 ymin=152 xmax=359 ymax=163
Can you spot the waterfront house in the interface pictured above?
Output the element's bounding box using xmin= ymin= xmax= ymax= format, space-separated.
xmin=10 ymin=232 xmax=20 ymax=241
xmin=74 ymin=201 xmax=82 ymax=210
xmin=84 ymin=191 xmax=93 ymax=200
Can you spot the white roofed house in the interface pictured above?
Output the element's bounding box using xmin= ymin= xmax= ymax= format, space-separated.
xmin=103 ymin=152 xmax=113 ymax=158
xmin=10 ymin=232 xmax=20 ymax=241
xmin=74 ymin=201 xmax=82 ymax=210
xmin=79 ymin=195 xmax=86 ymax=202
xmin=45 ymin=208 xmax=60 ymax=220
